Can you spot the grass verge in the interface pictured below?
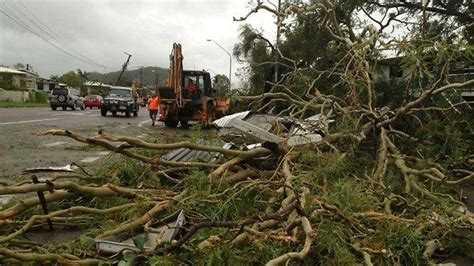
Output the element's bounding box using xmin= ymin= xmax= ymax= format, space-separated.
xmin=0 ymin=101 xmax=49 ymax=108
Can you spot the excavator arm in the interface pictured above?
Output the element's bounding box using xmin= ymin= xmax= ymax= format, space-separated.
xmin=167 ymin=43 xmax=184 ymax=107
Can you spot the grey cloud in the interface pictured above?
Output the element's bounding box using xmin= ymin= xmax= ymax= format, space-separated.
xmin=0 ymin=0 xmax=277 ymax=84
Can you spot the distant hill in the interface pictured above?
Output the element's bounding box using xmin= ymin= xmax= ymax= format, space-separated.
xmin=87 ymin=66 xmax=168 ymax=87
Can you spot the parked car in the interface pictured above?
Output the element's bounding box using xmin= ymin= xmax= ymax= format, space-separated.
xmin=101 ymin=86 xmax=139 ymax=117
xmin=49 ymin=87 xmax=85 ymax=111
xmin=84 ymin=95 xmax=103 ymax=109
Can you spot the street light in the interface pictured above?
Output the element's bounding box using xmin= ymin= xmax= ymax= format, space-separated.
xmin=206 ymin=39 xmax=232 ymax=89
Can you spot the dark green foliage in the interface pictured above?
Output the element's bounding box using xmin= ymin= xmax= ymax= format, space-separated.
xmin=87 ymin=66 xmax=168 ymax=87
xmin=27 ymin=91 xmax=49 ymax=103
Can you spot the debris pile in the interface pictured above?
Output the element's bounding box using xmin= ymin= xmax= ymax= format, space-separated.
xmin=1 ymin=0 xmax=474 ymax=263
xmin=0 ymin=98 xmax=472 ymax=264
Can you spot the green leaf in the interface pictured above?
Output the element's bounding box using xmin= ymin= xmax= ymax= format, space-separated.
xmin=79 ymin=235 xmax=95 ymax=248
xmin=133 ymin=235 xmax=147 ymax=252
xmin=118 ymin=252 xmax=136 ymax=266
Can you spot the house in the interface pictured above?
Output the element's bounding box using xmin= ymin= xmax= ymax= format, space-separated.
xmin=375 ymin=56 xmax=474 ymax=101
xmin=0 ymin=65 xmax=41 ymax=91
xmin=0 ymin=66 xmax=27 ymax=90
xmin=18 ymin=64 xmax=39 ymax=91
xmin=82 ymin=81 xmax=112 ymax=96
xmin=37 ymin=78 xmax=58 ymax=92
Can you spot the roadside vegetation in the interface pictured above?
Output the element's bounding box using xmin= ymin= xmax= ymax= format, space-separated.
xmin=0 ymin=100 xmax=49 ymax=108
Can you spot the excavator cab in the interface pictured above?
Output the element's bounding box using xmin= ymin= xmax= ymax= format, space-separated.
xmin=182 ymin=70 xmax=213 ymax=100
xmin=158 ymin=43 xmax=230 ymax=127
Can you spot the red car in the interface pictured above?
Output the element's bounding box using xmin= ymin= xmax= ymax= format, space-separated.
xmin=84 ymin=95 xmax=103 ymax=109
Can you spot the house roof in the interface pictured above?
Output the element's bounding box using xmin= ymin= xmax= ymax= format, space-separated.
xmin=0 ymin=66 xmax=27 ymax=75
xmin=20 ymin=69 xmax=39 ymax=77
xmin=83 ymin=81 xmax=112 ymax=87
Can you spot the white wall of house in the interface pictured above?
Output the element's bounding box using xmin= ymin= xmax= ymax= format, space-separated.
xmin=0 ymin=89 xmax=30 ymax=102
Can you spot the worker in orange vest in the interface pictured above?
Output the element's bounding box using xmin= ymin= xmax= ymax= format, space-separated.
xmin=187 ymin=78 xmax=197 ymax=100
xmin=147 ymin=91 xmax=159 ymax=126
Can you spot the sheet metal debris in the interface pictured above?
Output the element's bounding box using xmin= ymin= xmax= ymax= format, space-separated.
xmin=24 ymin=164 xmax=78 ymax=173
xmin=287 ymin=134 xmax=323 ymax=146
xmin=214 ymin=110 xmax=329 ymax=146
xmin=232 ymin=118 xmax=285 ymax=143
xmin=161 ymin=140 xmax=226 ymax=163
xmin=212 ymin=111 xmax=251 ymax=128
xmin=96 ymin=210 xmax=186 ymax=254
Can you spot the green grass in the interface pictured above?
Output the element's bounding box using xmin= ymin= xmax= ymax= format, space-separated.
xmin=0 ymin=100 xmax=49 ymax=108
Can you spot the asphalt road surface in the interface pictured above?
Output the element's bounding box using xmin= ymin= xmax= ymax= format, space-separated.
xmin=0 ymin=107 xmax=157 ymax=178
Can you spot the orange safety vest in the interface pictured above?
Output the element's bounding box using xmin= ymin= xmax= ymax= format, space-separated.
xmin=148 ymin=96 xmax=159 ymax=110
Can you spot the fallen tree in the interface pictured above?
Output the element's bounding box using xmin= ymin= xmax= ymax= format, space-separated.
xmin=1 ymin=0 xmax=473 ymax=264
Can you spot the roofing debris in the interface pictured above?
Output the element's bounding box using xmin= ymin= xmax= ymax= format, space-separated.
xmin=212 ymin=110 xmax=251 ymax=128
xmin=96 ymin=210 xmax=186 ymax=254
xmin=161 ymin=140 xmax=226 ymax=163
xmin=24 ymin=164 xmax=78 ymax=173
xmin=215 ymin=111 xmax=330 ymax=147
xmin=161 ymin=111 xmax=331 ymax=163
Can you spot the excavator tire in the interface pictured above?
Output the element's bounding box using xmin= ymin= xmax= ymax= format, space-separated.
xmin=164 ymin=120 xmax=179 ymax=128
xmin=179 ymin=120 xmax=189 ymax=127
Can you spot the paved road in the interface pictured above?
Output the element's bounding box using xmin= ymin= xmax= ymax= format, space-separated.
xmin=0 ymin=107 xmax=155 ymax=178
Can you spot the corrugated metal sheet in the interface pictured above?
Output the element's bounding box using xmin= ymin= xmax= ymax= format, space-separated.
xmin=245 ymin=114 xmax=279 ymax=132
xmin=212 ymin=111 xmax=251 ymax=128
xmin=161 ymin=140 xmax=228 ymax=163
xmin=232 ymin=118 xmax=285 ymax=143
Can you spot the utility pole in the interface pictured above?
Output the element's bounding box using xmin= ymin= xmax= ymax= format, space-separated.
xmin=275 ymin=0 xmax=281 ymax=83
xmin=155 ymin=71 xmax=159 ymax=90
xmin=116 ymin=52 xmax=132 ymax=86
xmin=139 ymin=67 xmax=143 ymax=88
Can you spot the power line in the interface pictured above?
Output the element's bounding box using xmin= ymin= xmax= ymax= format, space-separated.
xmin=4 ymin=2 xmax=110 ymax=69
xmin=17 ymin=0 xmax=113 ymax=69
xmin=0 ymin=7 xmax=109 ymax=69
xmin=0 ymin=3 xmax=116 ymax=71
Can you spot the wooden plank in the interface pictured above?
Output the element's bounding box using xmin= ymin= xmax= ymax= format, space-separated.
xmin=31 ymin=175 xmax=54 ymax=231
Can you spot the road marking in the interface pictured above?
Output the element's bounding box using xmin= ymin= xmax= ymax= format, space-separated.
xmin=44 ymin=141 xmax=67 ymax=147
xmin=65 ymin=113 xmax=86 ymax=116
xmin=0 ymin=118 xmax=58 ymax=126
xmin=80 ymin=157 xmax=101 ymax=163
xmin=138 ymin=120 xmax=150 ymax=127
xmin=51 ymin=113 xmax=85 ymax=116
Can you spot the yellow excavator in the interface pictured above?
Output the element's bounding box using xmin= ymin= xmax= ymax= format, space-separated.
xmin=158 ymin=43 xmax=231 ymax=127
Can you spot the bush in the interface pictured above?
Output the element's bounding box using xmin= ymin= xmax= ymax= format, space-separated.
xmin=27 ymin=91 xmax=49 ymax=103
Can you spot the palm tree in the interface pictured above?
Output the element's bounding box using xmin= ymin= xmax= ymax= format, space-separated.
xmin=77 ymin=69 xmax=89 ymax=80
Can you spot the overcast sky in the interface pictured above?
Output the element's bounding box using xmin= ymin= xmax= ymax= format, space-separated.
xmin=0 ymin=0 xmax=277 ymax=84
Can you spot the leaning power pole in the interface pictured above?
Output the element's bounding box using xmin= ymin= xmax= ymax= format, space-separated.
xmin=116 ymin=52 xmax=132 ymax=85
xmin=274 ymin=0 xmax=281 ymax=83
xmin=139 ymin=66 xmax=143 ymax=87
